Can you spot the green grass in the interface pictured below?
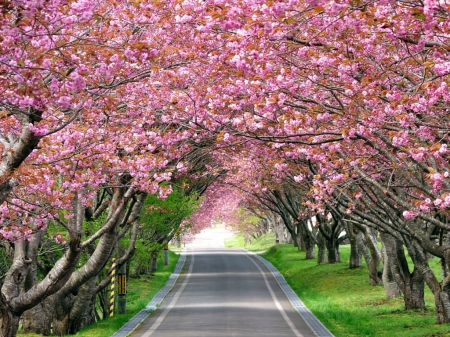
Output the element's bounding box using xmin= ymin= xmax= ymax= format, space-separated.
xmin=224 ymin=232 xmax=276 ymax=251
xmin=17 ymin=250 xmax=180 ymax=337
xmin=260 ymin=244 xmax=450 ymax=337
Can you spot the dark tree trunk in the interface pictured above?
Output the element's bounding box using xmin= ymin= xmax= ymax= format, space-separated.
xmin=21 ymin=231 xmax=52 ymax=335
xmin=306 ymin=238 xmax=316 ymax=260
xmin=434 ymin=289 xmax=450 ymax=324
xmin=380 ymin=232 xmax=425 ymax=310
xmin=326 ymin=238 xmax=340 ymax=263
xmin=298 ymin=221 xmax=315 ymax=259
xmin=151 ymin=253 xmax=158 ymax=273
xmin=381 ymin=239 xmax=402 ymax=298
xmin=364 ymin=227 xmax=383 ymax=285
xmin=0 ymin=194 xmax=83 ymax=337
xmin=296 ymin=222 xmax=304 ymax=251
xmin=405 ymin=271 xmax=426 ymax=310
xmin=82 ymin=296 xmax=98 ymax=328
xmin=317 ymin=232 xmax=327 ymax=264
xmin=97 ymin=287 xmax=109 ymax=320
xmin=317 ymin=214 xmax=341 ymax=264
xmin=22 ymin=302 xmax=52 ymax=336
xmin=405 ymin=240 xmax=450 ymax=324
xmin=347 ymin=222 xmax=362 ymax=269
xmin=52 ymin=295 xmax=74 ymax=336
xmin=349 ymin=240 xmax=362 ymax=268
xmin=0 ymin=304 xmax=21 ymax=337
xmin=68 ymin=277 xmax=97 ymax=334
xmin=354 ymin=227 xmax=371 ymax=266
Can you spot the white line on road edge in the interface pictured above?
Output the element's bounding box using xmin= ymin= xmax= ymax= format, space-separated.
xmin=140 ymin=250 xmax=195 ymax=337
xmin=111 ymin=251 xmax=187 ymax=337
xmin=242 ymin=252 xmax=305 ymax=337
xmin=251 ymin=253 xmax=334 ymax=337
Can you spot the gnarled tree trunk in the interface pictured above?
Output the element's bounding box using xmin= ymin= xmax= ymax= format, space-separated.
xmin=300 ymin=220 xmax=316 ymax=259
xmin=22 ymin=232 xmax=52 ymax=335
xmin=381 ymin=238 xmax=402 ymax=298
xmin=346 ymin=221 xmax=362 ymax=269
xmin=317 ymin=214 xmax=341 ymax=264
xmin=380 ymin=232 xmax=425 ymax=310
xmin=0 ymin=302 xmax=21 ymax=337
xmin=317 ymin=231 xmax=327 ymax=264
xmin=405 ymin=240 xmax=450 ymax=324
xmin=364 ymin=227 xmax=383 ymax=286
xmin=0 ymin=192 xmax=84 ymax=337
xmin=50 ymin=188 xmax=142 ymax=335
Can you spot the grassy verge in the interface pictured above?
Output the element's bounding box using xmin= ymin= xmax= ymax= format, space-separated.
xmin=224 ymin=232 xmax=276 ymax=251
xmin=260 ymin=244 xmax=449 ymax=337
xmin=17 ymin=250 xmax=180 ymax=337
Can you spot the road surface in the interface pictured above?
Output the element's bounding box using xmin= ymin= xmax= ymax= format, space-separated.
xmin=130 ymin=227 xmax=317 ymax=337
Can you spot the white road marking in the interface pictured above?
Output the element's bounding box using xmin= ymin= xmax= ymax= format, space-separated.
xmin=243 ymin=252 xmax=305 ymax=337
xmin=141 ymin=248 xmax=304 ymax=337
xmin=140 ymin=251 xmax=195 ymax=337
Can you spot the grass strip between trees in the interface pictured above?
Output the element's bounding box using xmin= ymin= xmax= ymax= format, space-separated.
xmin=226 ymin=234 xmax=450 ymax=337
xmin=17 ymin=250 xmax=180 ymax=337
xmin=224 ymin=232 xmax=276 ymax=252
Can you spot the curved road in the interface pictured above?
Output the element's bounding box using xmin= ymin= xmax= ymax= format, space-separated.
xmin=131 ymin=228 xmax=317 ymax=337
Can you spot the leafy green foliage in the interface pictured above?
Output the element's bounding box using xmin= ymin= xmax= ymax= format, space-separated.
xmin=130 ymin=185 xmax=198 ymax=275
xmin=228 ymin=208 xmax=259 ymax=234
xmin=139 ymin=185 xmax=199 ymax=243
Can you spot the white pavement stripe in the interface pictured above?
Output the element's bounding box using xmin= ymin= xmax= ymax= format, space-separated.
xmin=111 ymin=251 xmax=187 ymax=337
xmin=252 ymin=253 xmax=334 ymax=337
xmin=140 ymin=251 xmax=195 ymax=337
xmin=243 ymin=252 xmax=305 ymax=337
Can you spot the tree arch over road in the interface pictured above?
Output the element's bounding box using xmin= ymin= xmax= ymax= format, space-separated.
xmin=0 ymin=0 xmax=449 ymax=335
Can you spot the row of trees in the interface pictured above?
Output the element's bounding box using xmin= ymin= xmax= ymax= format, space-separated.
xmin=0 ymin=0 xmax=449 ymax=335
xmin=178 ymin=0 xmax=450 ymax=326
xmin=0 ymin=1 xmax=222 ymax=335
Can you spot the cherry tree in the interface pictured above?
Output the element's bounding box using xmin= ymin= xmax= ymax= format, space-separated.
xmin=177 ymin=0 xmax=450 ymax=322
xmin=0 ymin=1 xmax=207 ymax=335
xmin=1 ymin=0 xmax=450 ymax=332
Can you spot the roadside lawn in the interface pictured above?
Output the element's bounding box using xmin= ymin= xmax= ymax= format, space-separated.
xmin=228 ymin=233 xmax=450 ymax=337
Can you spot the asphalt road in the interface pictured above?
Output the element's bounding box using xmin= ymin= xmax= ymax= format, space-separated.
xmin=130 ymin=228 xmax=317 ymax=337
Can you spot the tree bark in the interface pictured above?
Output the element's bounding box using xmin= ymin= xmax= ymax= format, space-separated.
xmin=151 ymin=251 xmax=158 ymax=273
xmin=363 ymin=227 xmax=383 ymax=285
xmin=0 ymin=193 xmax=84 ymax=337
xmin=22 ymin=232 xmax=52 ymax=335
xmin=0 ymin=302 xmax=21 ymax=337
xmin=381 ymin=241 xmax=402 ymax=298
xmin=299 ymin=220 xmax=316 ymax=259
xmin=317 ymin=231 xmax=327 ymax=264
xmin=52 ymin=295 xmax=74 ymax=336
xmin=0 ymin=109 xmax=43 ymax=205
xmin=317 ymin=214 xmax=341 ymax=263
xmin=346 ymin=222 xmax=362 ymax=269
xmin=326 ymin=238 xmax=340 ymax=263
xmin=379 ymin=232 xmax=425 ymax=310
xmin=68 ymin=277 xmax=97 ymax=334
xmin=405 ymin=241 xmax=450 ymax=324
xmin=49 ymin=186 xmax=135 ymax=335
xmin=22 ymin=301 xmax=52 ymax=336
